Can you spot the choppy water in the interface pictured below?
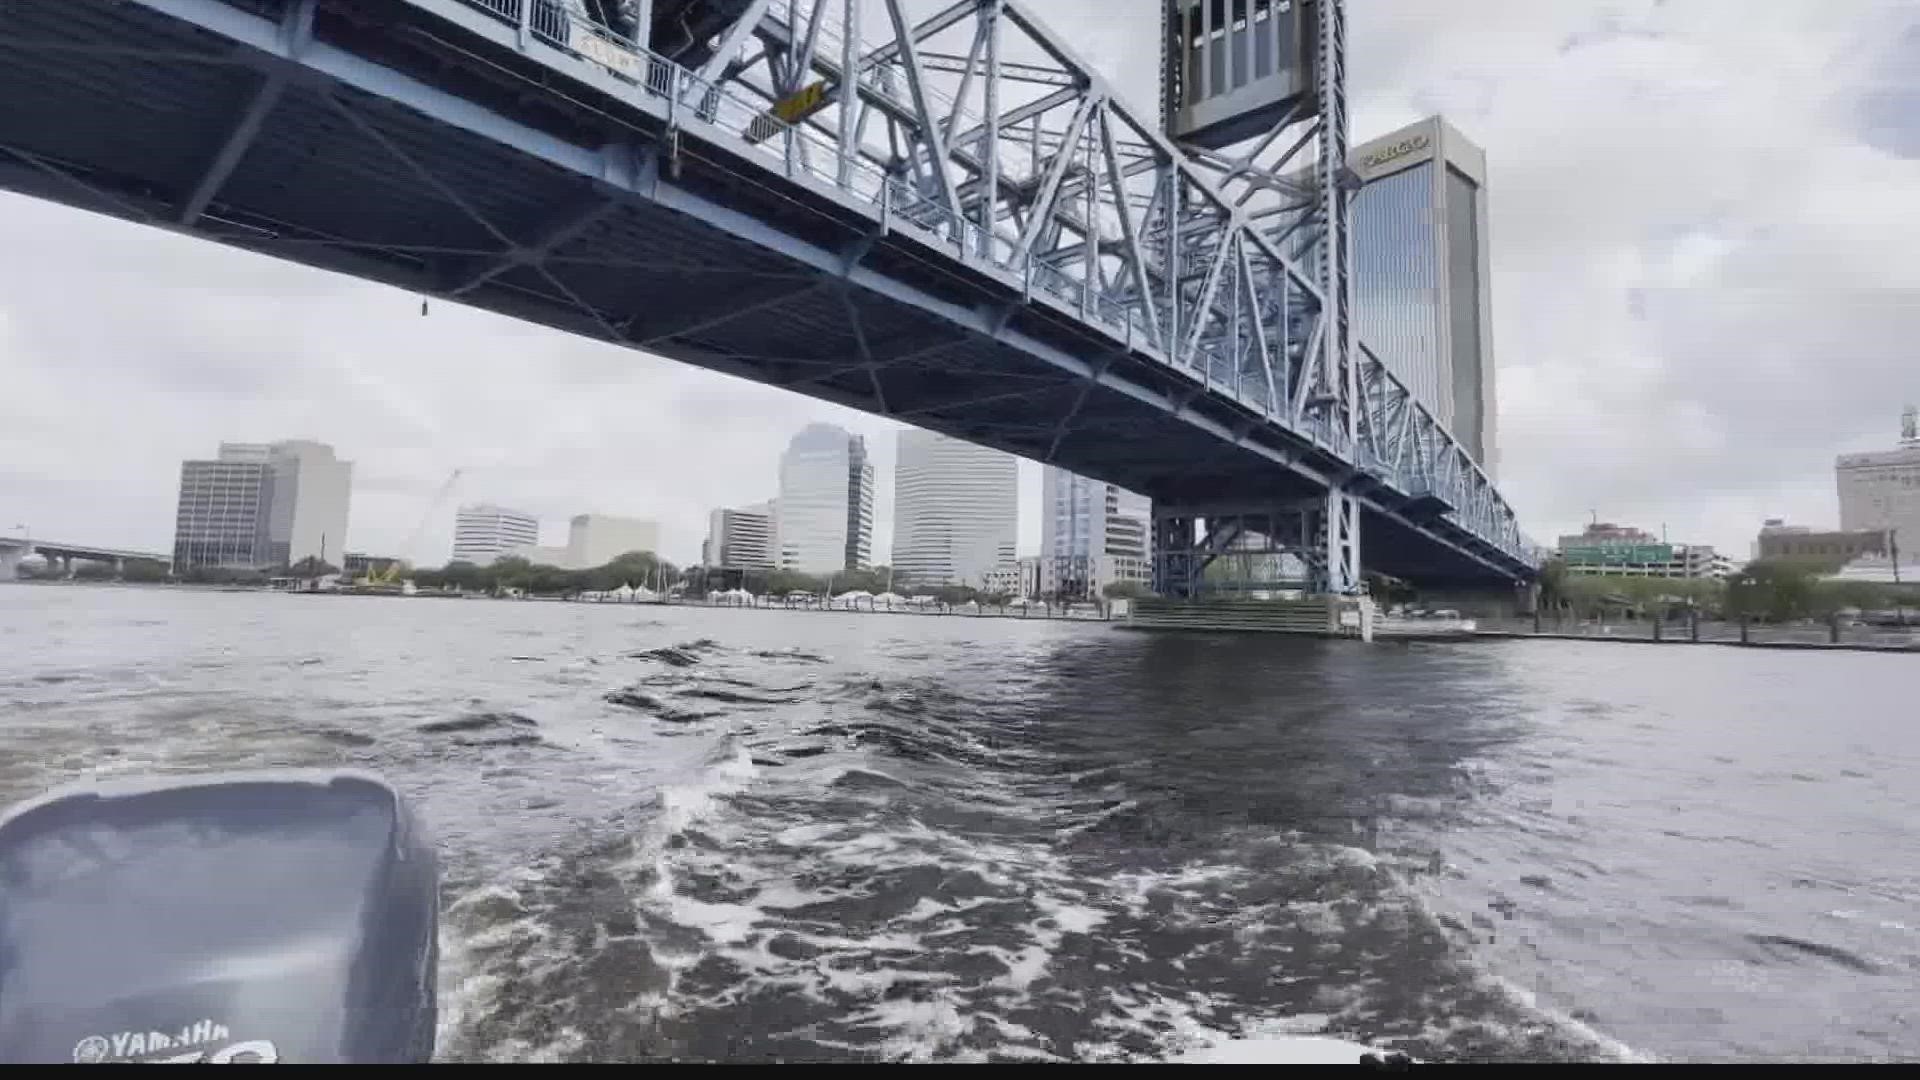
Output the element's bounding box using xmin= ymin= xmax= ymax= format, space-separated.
xmin=2 ymin=586 xmax=1915 ymax=1062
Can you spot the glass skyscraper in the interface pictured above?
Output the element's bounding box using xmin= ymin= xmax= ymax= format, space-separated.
xmin=775 ymin=423 xmax=875 ymax=575
xmin=1039 ymin=467 xmax=1152 ymax=599
xmin=1345 ymin=116 xmax=1498 ymax=476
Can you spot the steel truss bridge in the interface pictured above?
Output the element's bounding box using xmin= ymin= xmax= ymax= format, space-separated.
xmin=0 ymin=0 xmax=1538 ymax=592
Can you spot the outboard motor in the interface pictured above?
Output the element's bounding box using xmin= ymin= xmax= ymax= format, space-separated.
xmin=0 ymin=770 xmax=438 ymax=1064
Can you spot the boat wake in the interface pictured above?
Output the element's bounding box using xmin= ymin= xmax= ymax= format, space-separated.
xmin=432 ymin=638 xmax=1637 ymax=1063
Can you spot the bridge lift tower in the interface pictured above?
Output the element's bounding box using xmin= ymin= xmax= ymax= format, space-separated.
xmin=1153 ymin=0 xmax=1363 ymax=597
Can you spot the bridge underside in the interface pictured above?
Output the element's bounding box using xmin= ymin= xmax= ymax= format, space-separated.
xmin=0 ymin=0 xmax=1521 ymax=589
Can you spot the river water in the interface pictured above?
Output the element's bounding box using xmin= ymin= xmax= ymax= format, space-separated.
xmin=1 ymin=586 xmax=1914 ymax=1063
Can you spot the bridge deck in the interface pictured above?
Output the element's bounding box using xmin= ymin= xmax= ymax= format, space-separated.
xmin=0 ymin=539 xmax=170 ymax=563
xmin=0 ymin=0 xmax=1529 ymax=586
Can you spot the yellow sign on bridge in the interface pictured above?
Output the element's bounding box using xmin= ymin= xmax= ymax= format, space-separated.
xmin=746 ymin=80 xmax=831 ymax=144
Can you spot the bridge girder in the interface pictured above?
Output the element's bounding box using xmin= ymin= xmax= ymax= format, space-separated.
xmin=0 ymin=0 xmax=1536 ymax=589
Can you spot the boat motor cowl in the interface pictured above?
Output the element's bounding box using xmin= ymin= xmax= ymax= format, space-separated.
xmin=0 ymin=769 xmax=438 ymax=1064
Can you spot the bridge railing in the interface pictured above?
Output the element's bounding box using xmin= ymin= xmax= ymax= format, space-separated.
xmin=439 ymin=0 xmax=1535 ymax=572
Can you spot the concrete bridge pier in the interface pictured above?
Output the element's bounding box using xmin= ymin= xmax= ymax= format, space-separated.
xmin=0 ymin=546 xmax=22 ymax=580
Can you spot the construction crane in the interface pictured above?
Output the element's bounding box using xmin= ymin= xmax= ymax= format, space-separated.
xmin=400 ymin=468 xmax=464 ymax=569
xmin=352 ymin=468 xmax=463 ymax=587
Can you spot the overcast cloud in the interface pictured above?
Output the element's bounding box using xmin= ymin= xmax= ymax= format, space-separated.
xmin=3 ymin=0 xmax=1918 ymax=567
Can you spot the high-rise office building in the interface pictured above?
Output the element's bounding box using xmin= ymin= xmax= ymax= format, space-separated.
xmin=891 ymin=429 xmax=1018 ymax=588
xmin=566 ymin=513 xmax=660 ymax=568
xmin=219 ymin=440 xmax=353 ymax=566
xmin=776 ymin=423 xmax=874 ymax=575
xmin=173 ymin=457 xmax=275 ymax=570
xmin=173 ymin=440 xmax=352 ymax=570
xmin=1316 ymin=115 xmax=1498 ymax=475
xmin=846 ymin=435 xmax=875 ymax=571
xmin=451 ymin=503 xmax=540 ymax=565
xmin=1836 ymin=405 xmax=1920 ymax=553
xmin=704 ymin=501 xmax=777 ymax=570
xmin=1039 ymin=467 xmax=1152 ymax=598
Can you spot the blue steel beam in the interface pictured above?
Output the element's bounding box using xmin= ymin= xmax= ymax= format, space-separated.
xmin=0 ymin=145 xmax=159 ymax=226
xmin=174 ymin=0 xmax=311 ymax=225
xmin=442 ymin=196 xmax=622 ymax=295
xmin=177 ymin=70 xmax=287 ymax=224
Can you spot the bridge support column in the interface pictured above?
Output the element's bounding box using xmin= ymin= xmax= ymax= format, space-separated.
xmin=1152 ymin=511 xmax=1201 ymax=599
xmin=1314 ymin=489 xmax=1362 ymax=596
xmin=0 ymin=546 xmax=21 ymax=580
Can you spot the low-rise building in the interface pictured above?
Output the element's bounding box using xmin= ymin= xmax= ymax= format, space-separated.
xmin=980 ymin=564 xmax=1024 ymax=597
xmin=452 ymin=504 xmax=539 ymax=566
xmin=1557 ymin=522 xmax=1728 ymax=579
xmin=567 ymin=513 xmax=660 ymax=567
xmin=1039 ymin=552 xmax=1154 ymax=599
xmin=1754 ymin=519 xmax=1889 ymax=565
xmin=704 ymin=501 xmax=778 ymax=570
xmin=502 ymin=543 xmax=572 ymax=567
xmin=1014 ymin=556 xmax=1044 ymax=599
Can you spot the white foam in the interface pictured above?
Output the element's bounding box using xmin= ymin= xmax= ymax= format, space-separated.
xmin=1397 ymin=875 xmax=1655 ymax=1062
xmin=438 ymin=686 xmax=1647 ymax=1066
xmin=1053 ymin=798 xmax=1140 ymax=840
xmin=475 ymin=1030 xmax=588 ymax=1064
xmin=1444 ymin=971 xmax=1657 ymax=1063
xmin=1171 ymin=1035 xmax=1389 ymax=1064
xmin=435 ymin=883 xmax=568 ymax=1062
xmin=855 ymin=994 xmax=973 ymax=1063
xmin=1033 ymin=890 xmax=1111 ymax=936
xmin=655 ymin=747 xmax=760 ymax=834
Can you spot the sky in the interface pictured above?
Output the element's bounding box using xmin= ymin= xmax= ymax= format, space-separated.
xmin=2 ymin=0 xmax=1918 ymax=568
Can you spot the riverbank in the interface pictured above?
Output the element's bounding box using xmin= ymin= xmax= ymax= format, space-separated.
xmin=1472 ymin=629 xmax=1918 ymax=654
xmin=304 ymin=588 xmax=1119 ymax=623
xmin=9 ymin=577 xmax=1121 ymax=621
xmin=1471 ymin=615 xmax=1919 ymax=654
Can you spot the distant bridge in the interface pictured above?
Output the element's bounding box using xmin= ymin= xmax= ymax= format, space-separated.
xmin=0 ymin=536 xmax=171 ymax=577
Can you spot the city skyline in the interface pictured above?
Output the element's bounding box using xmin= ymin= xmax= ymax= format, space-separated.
xmin=3 ymin=2 xmax=1917 ymax=566
xmin=39 ymin=400 xmax=1920 ymax=575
